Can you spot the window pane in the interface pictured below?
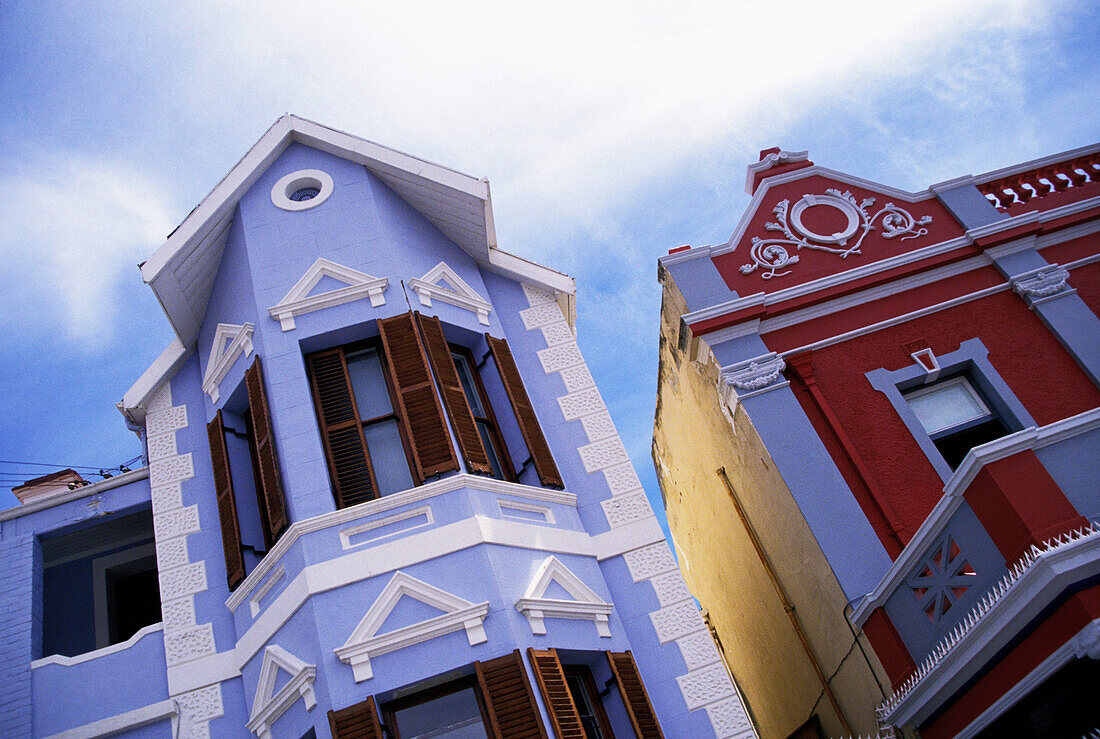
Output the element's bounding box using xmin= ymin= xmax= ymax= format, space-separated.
xmin=477 ymin=420 xmax=504 ymax=480
xmin=363 ymin=420 xmax=414 ymax=495
xmin=905 ymin=380 xmax=989 ymax=435
xmin=392 ymin=687 xmax=488 ymax=739
xmin=452 ymin=352 xmax=485 ymax=417
xmin=346 ymin=348 xmax=394 ymax=420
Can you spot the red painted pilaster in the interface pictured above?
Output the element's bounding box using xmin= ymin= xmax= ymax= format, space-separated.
xmin=964 ymin=451 xmax=1088 ymax=564
xmin=863 ymin=608 xmax=917 ymax=689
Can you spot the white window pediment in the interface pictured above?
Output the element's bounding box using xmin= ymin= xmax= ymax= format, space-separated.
xmin=268 ymin=257 xmax=389 ymax=331
xmin=408 ymin=261 xmax=492 ymax=326
xmin=515 ymin=555 xmax=612 ymax=637
xmin=246 ymin=644 xmax=317 ymax=739
xmin=201 ymin=323 xmax=254 ymax=402
xmin=334 ymin=571 xmax=489 ymax=682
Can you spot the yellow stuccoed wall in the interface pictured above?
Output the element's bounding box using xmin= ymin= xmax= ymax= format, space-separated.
xmin=653 ymin=266 xmax=891 ymax=738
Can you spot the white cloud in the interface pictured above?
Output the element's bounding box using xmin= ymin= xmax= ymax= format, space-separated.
xmin=0 ymin=153 xmax=174 ymax=343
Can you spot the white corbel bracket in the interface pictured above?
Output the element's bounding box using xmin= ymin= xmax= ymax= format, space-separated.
xmin=721 ymin=353 xmax=788 ymax=400
xmin=1010 ymin=264 xmax=1073 ymax=306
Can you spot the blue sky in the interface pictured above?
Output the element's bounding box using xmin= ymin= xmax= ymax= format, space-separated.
xmin=1 ymin=2 xmax=1097 ymax=526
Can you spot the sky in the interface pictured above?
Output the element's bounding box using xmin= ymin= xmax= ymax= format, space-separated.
xmin=0 ymin=1 xmax=1097 ymax=529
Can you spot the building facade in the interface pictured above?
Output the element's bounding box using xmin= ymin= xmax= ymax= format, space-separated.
xmin=0 ymin=116 xmax=756 ymax=738
xmin=653 ymin=145 xmax=1100 ymax=737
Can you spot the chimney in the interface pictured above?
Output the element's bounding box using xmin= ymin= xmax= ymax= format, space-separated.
xmin=12 ymin=469 xmax=89 ymax=505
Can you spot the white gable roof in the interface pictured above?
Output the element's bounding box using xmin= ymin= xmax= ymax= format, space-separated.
xmin=121 ymin=115 xmax=575 ymax=424
xmin=140 ymin=115 xmax=574 ymax=347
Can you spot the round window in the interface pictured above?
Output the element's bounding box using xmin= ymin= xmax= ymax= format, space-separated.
xmin=271 ymin=169 xmax=334 ymax=211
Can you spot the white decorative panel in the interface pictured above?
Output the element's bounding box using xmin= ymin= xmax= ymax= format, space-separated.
xmin=521 ymin=283 xmax=557 ymax=306
xmin=676 ymin=663 xmax=735 ymax=710
xmin=162 ymin=597 xmax=197 ymax=631
xmin=176 ymin=684 xmax=224 ymax=725
xmin=676 ymin=630 xmax=722 ymax=671
xmin=146 ymin=432 xmax=178 ymax=462
xmin=540 ymin=322 xmax=575 ymax=347
xmin=159 ymin=561 xmax=208 ymax=601
xmin=558 ymin=388 xmax=606 ymax=420
xmin=147 ymin=384 xmax=173 ymax=414
xmin=601 ymin=490 xmax=653 ymax=528
xmin=153 ymin=505 xmax=201 ymax=542
xmin=156 ymin=537 xmax=190 ymax=571
xmin=164 ymin=623 xmax=217 ymax=666
xmin=578 ymin=436 xmax=629 ymax=472
xmin=650 ymin=570 xmax=693 ymax=607
xmin=603 ymin=463 xmax=643 ymax=495
xmin=537 ymin=343 xmax=584 ymax=374
xmin=147 ymin=404 xmax=188 ymax=436
xmin=150 ymin=453 xmax=195 ymax=486
xmin=580 ymin=411 xmax=616 ymax=442
xmin=519 ymin=302 xmax=564 ymax=330
xmin=558 ymin=364 xmax=595 ymax=393
xmin=623 ymin=543 xmax=677 ymax=581
xmin=650 ymin=602 xmax=706 ymax=644
xmin=150 ymin=482 xmax=184 ymax=514
xmin=705 ymin=695 xmax=755 ymax=738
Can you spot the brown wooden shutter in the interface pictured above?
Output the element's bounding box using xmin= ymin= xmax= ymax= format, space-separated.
xmin=206 ymin=410 xmax=244 ymax=590
xmin=528 ymin=648 xmax=585 ymax=739
xmin=476 ymin=650 xmax=548 ymax=739
xmin=416 ymin=312 xmax=492 ymax=475
xmin=485 ymin=335 xmax=563 ymax=488
xmin=607 ymin=651 xmax=664 ymax=738
xmin=306 ymin=349 xmax=377 ymax=507
xmin=246 ymin=357 xmax=288 ymax=544
xmin=379 ymin=312 xmax=458 ymax=479
xmin=328 ymin=695 xmax=383 ymax=739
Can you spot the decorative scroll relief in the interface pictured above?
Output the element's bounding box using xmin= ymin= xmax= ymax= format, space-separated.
xmin=269 ymin=257 xmax=388 ymax=331
xmin=408 ymin=261 xmax=492 ymax=325
xmin=1011 ymin=264 xmax=1071 ymax=301
xmin=201 ymin=323 xmax=254 ymax=402
xmin=335 ymin=571 xmax=489 ymax=682
xmin=739 ymin=189 xmax=933 ymax=280
xmin=247 ymin=645 xmax=317 ymax=739
xmin=515 ymin=556 xmax=613 ymax=637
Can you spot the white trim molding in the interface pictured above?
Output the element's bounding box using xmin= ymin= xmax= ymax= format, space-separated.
xmin=201 ymin=323 xmax=254 ymax=402
xmin=334 ymin=570 xmax=490 ymax=682
xmin=744 ymin=149 xmax=809 ymax=194
xmin=226 ymin=473 xmax=577 ymax=613
xmin=43 ymin=699 xmax=179 ymax=739
xmin=32 ymin=623 xmax=164 ymax=669
xmin=268 ymin=257 xmax=389 ymax=331
xmin=515 ymin=555 xmax=613 ymax=637
xmin=407 ymin=261 xmax=492 ymax=325
xmin=247 ymin=645 xmax=317 ymax=739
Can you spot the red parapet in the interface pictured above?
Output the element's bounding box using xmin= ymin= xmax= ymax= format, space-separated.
xmin=978 ymin=151 xmax=1100 ymax=210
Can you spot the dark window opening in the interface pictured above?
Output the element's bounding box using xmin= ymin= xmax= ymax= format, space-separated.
xmin=903 ymin=375 xmax=1011 ymax=470
xmin=289 ymin=186 xmax=320 ymax=202
xmin=975 ymin=656 xmax=1100 ymax=738
xmin=382 ymin=676 xmax=491 ymax=739
xmin=452 ymin=347 xmax=514 ymax=482
xmin=39 ymin=509 xmax=161 ymax=658
xmin=564 ymin=665 xmax=614 ymax=739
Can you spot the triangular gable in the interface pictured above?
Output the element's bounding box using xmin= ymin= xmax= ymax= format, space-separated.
xmin=408 ymin=261 xmax=492 ymax=325
xmin=201 ymin=322 xmax=254 ymax=402
xmin=246 ymin=644 xmax=317 ymax=739
xmin=710 ymin=166 xmax=961 ymax=291
xmin=515 ymin=556 xmax=612 ymax=637
xmin=267 ymin=257 xmax=389 ymax=331
xmin=334 ymin=571 xmax=489 ymax=682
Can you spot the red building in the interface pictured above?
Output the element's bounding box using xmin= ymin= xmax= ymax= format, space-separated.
xmin=654 ymin=144 xmax=1100 ymax=737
